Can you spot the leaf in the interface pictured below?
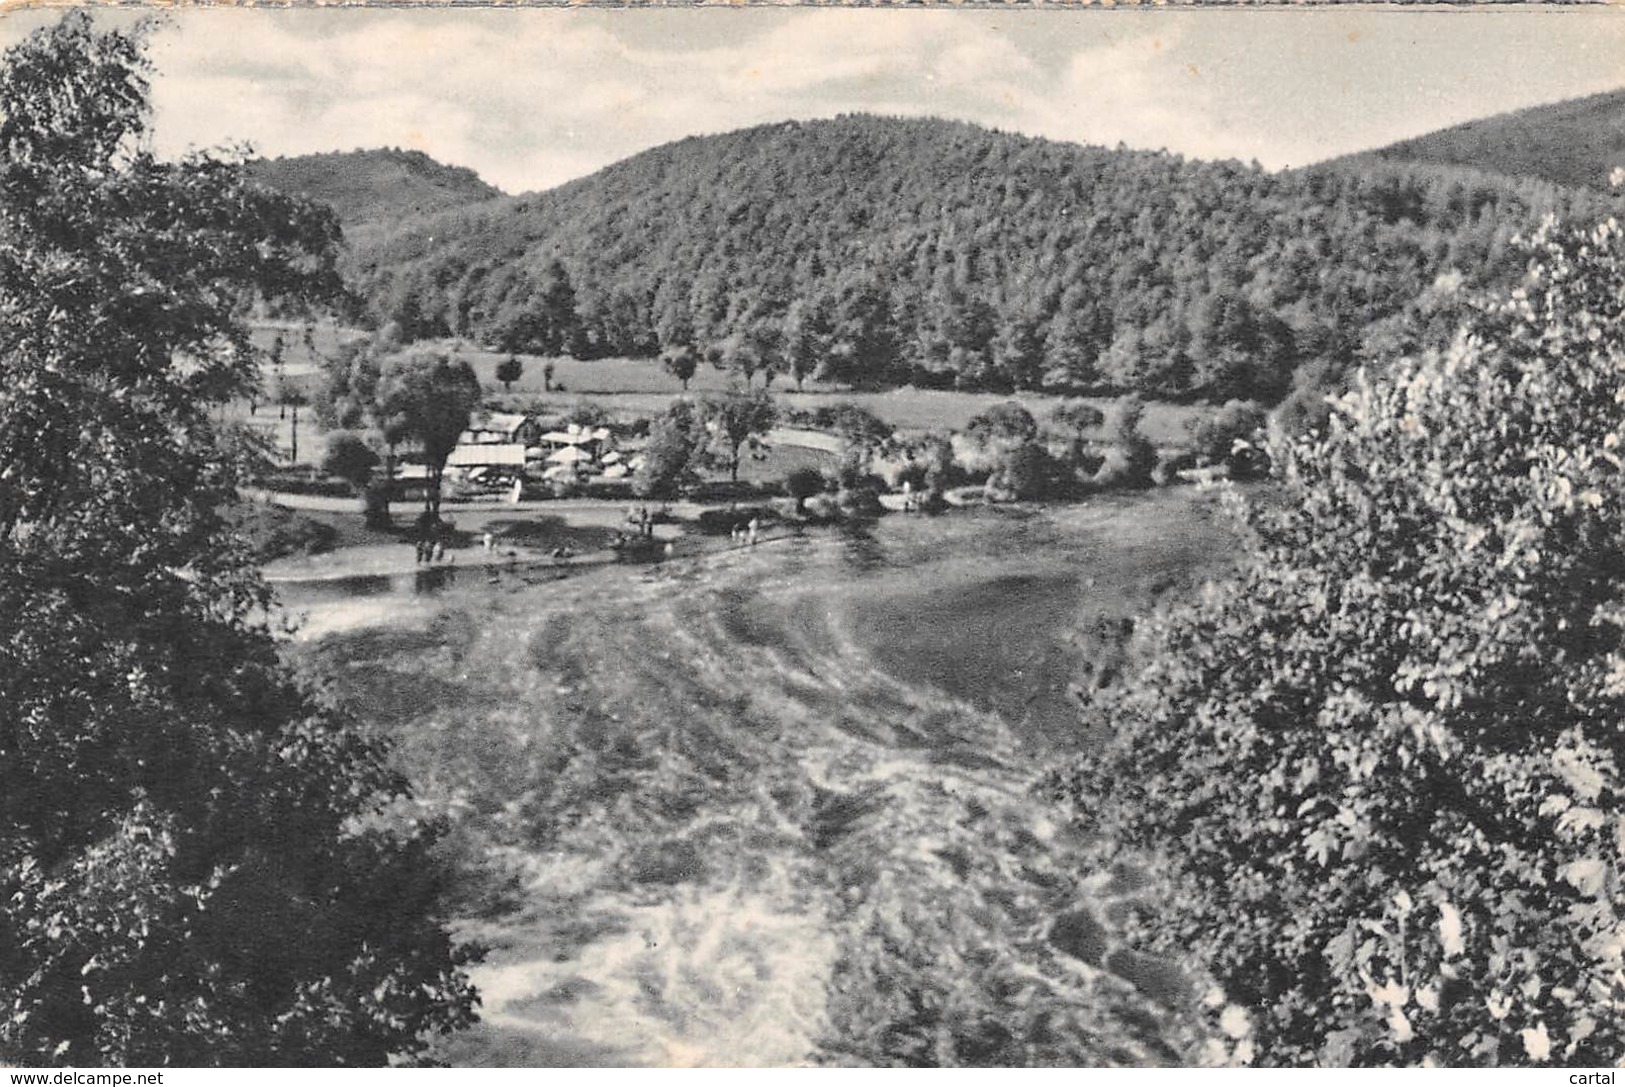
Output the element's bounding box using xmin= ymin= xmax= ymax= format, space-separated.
xmin=1561 ymin=858 xmax=1608 ymax=897
xmin=1553 ymin=748 xmax=1606 ymax=801
xmin=1521 ymin=1022 xmax=1551 ymax=1062
xmin=1219 ymin=1004 xmax=1251 ymax=1040
xmin=1539 ymin=794 xmax=1572 ymax=818
xmin=1387 ymin=1006 xmax=1413 ymax=1044
xmin=1558 ymin=806 xmax=1606 ymax=837
xmin=1438 ymin=902 xmax=1465 ymax=958
xmin=1366 ymin=978 xmax=1409 ymax=1008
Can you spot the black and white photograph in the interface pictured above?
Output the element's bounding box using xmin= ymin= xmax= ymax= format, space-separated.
xmin=3 ymin=3 xmax=1625 ymax=1070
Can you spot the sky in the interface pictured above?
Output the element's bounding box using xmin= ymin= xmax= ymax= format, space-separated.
xmin=3 ymin=7 xmax=1624 ymax=194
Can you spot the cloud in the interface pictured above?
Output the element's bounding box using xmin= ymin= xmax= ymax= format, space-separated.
xmin=7 ymin=9 xmax=1625 ymax=191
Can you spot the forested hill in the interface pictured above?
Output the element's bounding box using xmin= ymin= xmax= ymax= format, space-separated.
xmin=247 ymin=148 xmax=502 ymax=226
xmin=342 ymin=114 xmax=1616 ymax=404
xmin=1348 ymin=88 xmax=1625 ymax=193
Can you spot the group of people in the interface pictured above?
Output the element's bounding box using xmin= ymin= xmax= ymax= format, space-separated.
xmin=413 ymin=536 xmax=446 ymax=564
xmin=406 ymin=503 xmax=743 ymax=575
xmin=625 ymin=505 xmax=657 ymax=539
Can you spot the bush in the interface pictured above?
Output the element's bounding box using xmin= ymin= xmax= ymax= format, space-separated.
xmin=837 ymin=486 xmax=885 ymax=516
xmin=1188 ymin=399 xmax=1267 ymax=468
xmin=802 ymin=493 xmax=843 ymax=522
xmin=1151 ymin=449 xmax=1198 ymax=486
xmin=991 ymin=441 xmax=1057 ymax=500
xmin=1061 ymin=438 xmax=1107 ymax=479
xmin=966 ymin=401 xmax=1039 ymax=444
xmin=1093 ymin=396 xmax=1157 ymax=490
xmin=1062 ymin=220 xmax=1625 ymax=1066
xmin=320 ymin=431 xmax=380 ymax=491
xmin=694 ymin=505 xmax=777 ymax=536
xmin=784 ymin=465 xmax=826 ymax=511
xmin=229 ymin=502 xmax=339 ymax=561
xmin=1274 ymin=357 xmax=1342 ymax=439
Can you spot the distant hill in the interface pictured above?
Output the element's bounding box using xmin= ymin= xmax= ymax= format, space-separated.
xmin=247 ymin=148 xmax=502 ymax=227
xmin=1348 ymin=87 xmax=1625 ymax=192
xmin=345 ymin=114 xmax=1612 ymax=406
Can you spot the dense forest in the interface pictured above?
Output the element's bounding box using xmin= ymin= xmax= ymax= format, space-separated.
xmin=247 ymin=147 xmax=501 ymax=227
xmin=1347 ymin=87 xmax=1625 ymax=194
xmin=324 ymin=115 xmax=1616 ymax=406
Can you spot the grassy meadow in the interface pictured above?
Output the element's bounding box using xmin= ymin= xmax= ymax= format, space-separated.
xmin=240 ymin=323 xmax=1207 ymax=468
xmin=467 ymin=347 xmax=1205 ymax=446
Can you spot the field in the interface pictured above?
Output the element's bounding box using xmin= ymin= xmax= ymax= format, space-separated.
xmin=283 ymin=486 xmax=1243 ymax=1066
xmin=241 ymin=323 xmax=1208 ymax=470
xmin=472 ymin=350 xmax=1205 ymax=446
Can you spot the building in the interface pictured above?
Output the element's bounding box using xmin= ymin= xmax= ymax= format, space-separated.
xmin=459 ymin=411 xmax=540 ymax=447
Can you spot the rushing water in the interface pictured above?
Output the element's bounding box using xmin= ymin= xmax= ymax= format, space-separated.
xmin=271 ymin=566 xmax=462 ymax=640
xmin=290 ymin=494 xmax=1235 ymax=1066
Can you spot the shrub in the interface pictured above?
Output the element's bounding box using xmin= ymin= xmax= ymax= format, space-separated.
xmin=1050 ymin=400 xmax=1106 ymax=442
xmin=966 ymin=401 xmax=1039 ymax=444
xmin=992 ymin=441 xmax=1056 ymax=500
xmin=1061 ymin=220 xmax=1625 ymax=1066
xmin=495 ymin=354 xmax=523 ymax=392
xmin=320 ymin=431 xmax=380 ymax=491
xmin=916 ymin=433 xmax=957 ymax=498
xmin=1274 ymin=357 xmax=1342 ymax=439
xmin=634 ymin=399 xmax=703 ymax=500
xmin=229 ymin=502 xmax=339 ymax=562
xmin=1187 ymin=399 xmax=1267 ymax=471
xmin=784 ymin=465 xmax=826 ymax=512
xmin=1093 ymin=396 xmax=1157 ymax=490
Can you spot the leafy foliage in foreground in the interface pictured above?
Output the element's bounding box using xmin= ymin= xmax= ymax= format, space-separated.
xmin=1062 ymin=219 xmax=1625 ymax=1065
xmin=0 ymin=16 xmax=476 ymax=1065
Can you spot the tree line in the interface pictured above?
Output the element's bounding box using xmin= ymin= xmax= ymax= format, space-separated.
xmin=336 ymin=115 xmax=1614 ymax=411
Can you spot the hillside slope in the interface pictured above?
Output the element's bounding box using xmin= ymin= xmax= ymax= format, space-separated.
xmin=1350 ymin=87 xmax=1625 ymax=192
xmin=248 ymin=147 xmax=502 ymax=226
xmin=345 ymin=114 xmax=1612 ymax=404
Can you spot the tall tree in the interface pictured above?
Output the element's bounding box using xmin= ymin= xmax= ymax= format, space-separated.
xmin=321 ymin=431 xmax=381 ymax=492
xmin=535 ymin=259 xmax=579 ymax=354
xmin=1092 ymin=395 xmax=1156 ymax=489
xmin=820 ymin=403 xmax=892 ymax=491
xmin=0 ymin=16 xmax=476 ymax=1066
xmin=375 ymin=349 xmax=482 ymax=521
xmin=633 ymin=398 xmax=703 ymax=500
xmin=495 ymin=353 xmax=523 ymax=393
xmin=496 ymin=259 xmax=577 ymax=356
xmin=701 ymin=388 xmax=777 ymax=482
xmin=1065 ymin=220 xmax=1625 ymax=1066
xmin=966 ymin=401 xmax=1040 ymax=445
xmin=781 ymin=296 xmax=829 ymax=391
xmin=660 ymin=342 xmax=698 ymax=391
xmin=1049 ymin=400 xmax=1105 ymax=442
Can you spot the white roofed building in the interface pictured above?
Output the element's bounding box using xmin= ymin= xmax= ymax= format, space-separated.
xmin=446 ymin=443 xmax=529 ymax=470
